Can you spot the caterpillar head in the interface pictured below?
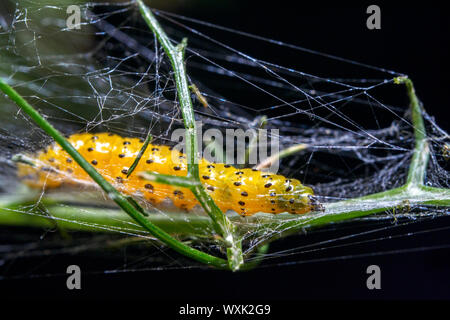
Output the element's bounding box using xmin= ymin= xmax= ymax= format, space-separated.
xmin=277 ymin=179 xmax=323 ymax=214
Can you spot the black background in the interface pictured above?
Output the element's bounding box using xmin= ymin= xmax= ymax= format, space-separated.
xmin=1 ymin=0 xmax=449 ymax=307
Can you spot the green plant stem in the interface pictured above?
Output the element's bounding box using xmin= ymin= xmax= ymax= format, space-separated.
xmin=139 ymin=172 xmax=201 ymax=188
xmin=244 ymin=115 xmax=267 ymax=166
xmin=255 ymin=143 xmax=308 ymax=170
xmin=189 ymin=83 xmax=209 ymax=108
xmin=398 ymin=77 xmax=429 ymax=188
xmin=0 ymin=77 xmax=228 ymax=269
xmin=127 ymin=132 xmax=152 ymax=177
xmin=136 ymin=0 xmax=243 ymax=270
xmin=0 ymin=195 xmax=215 ymax=237
xmin=246 ymin=186 xmax=450 ymax=247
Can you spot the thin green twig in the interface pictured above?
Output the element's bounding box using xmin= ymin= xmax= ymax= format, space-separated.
xmin=189 ymin=83 xmax=209 ymax=108
xmin=139 ymin=172 xmax=201 ymax=188
xmin=244 ymin=115 xmax=267 ymax=166
xmin=127 ymin=131 xmax=152 ymax=177
xmin=136 ymin=0 xmax=243 ymax=270
xmin=394 ymin=76 xmax=429 ymax=188
xmin=255 ymin=143 xmax=308 ymax=170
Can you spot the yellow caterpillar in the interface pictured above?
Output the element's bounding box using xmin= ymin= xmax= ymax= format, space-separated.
xmin=17 ymin=133 xmax=320 ymax=216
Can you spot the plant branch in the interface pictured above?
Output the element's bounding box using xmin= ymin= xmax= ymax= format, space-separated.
xmin=394 ymin=76 xmax=429 ymax=188
xmin=255 ymin=143 xmax=308 ymax=170
xmin=136 ymin=0 xmax=243 ymax=270
xmin=127 ymin=132 xmax=152 ymax=177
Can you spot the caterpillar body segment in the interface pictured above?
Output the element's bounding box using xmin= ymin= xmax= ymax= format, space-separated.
xmin=17 ymin=133 xmax=320 ymax=216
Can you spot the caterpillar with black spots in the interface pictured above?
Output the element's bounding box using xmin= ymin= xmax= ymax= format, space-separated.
xmin=17 ymin=133 xmax=320 ymax=216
